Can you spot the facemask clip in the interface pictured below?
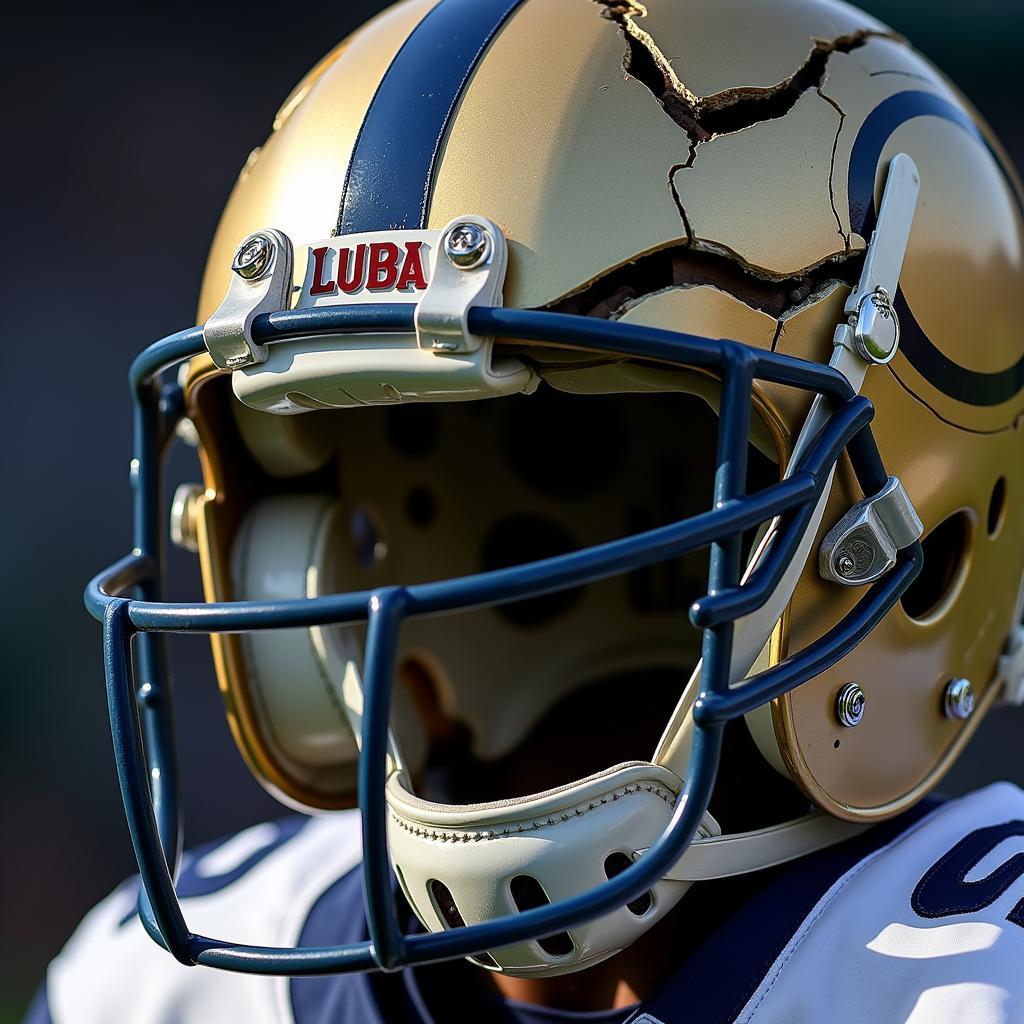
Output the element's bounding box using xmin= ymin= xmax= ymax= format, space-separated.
xmin=203 ymin=229 xmax=295 ymax=370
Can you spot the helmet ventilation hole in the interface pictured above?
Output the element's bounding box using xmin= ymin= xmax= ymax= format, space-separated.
xmin=988 ymin=477 xmax=1007 ymax=537
xmin=406 ymin=485 xmax=437 ymax=527
xmin=481 ymin=517 xmax=582 ymax=627
xmin=603 ymin=852 xmax=654 ymax=916
xmin=509 ymin=875 xmax=574 ymax=957
xmin=427 ymin=879 xmax=499 ymax=968
xmin=428 ymin=878 xmax=466 ymax=929
xmin=387 ymin=404 xmax=439 ymax=458
xmin=900 ymin=511 xmax=971 ymax=622
xmin=501 ymin=390 xmax=624 ymax=499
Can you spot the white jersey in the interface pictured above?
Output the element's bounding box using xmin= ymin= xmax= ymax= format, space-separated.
xmin=30 ymin=782 xmax=1024 ymax=1024
xmin=736 ymin=780 xmax=1024 ymax=1024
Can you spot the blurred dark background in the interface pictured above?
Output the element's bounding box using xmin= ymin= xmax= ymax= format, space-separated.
xmin=2 ymin=1 xmax=1022 ymax=1019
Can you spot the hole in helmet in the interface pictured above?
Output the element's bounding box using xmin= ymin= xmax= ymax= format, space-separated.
xmin=428 ymin=878 xmax=466 ymax=929
xmin=406 ymin=485 xmax=437 ymax=528
xmin=509 ymin=875 xmax=574 ymax=957
xmin=603 ymin=852 xmax=654 ymax=916
xmin=426 ymin=879 xmax=500 ymax=968
xmin=387 ymin=404 xmax=439 ymax=458
xmin=900 ymin=511 xmax=971 ymax=622
xmin=502 ymin=389 xmax=625 ymax=499
xmin=480 ymin=516 xmax=583 ymax=627
xmin=988 ymin=477 xmax=1007 ymax=537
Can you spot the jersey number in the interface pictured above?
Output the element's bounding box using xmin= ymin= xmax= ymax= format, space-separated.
xmin=912 ymin=821 xmax=1024 ymax=928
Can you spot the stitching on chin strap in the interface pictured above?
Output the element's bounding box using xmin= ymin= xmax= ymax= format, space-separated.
xmin=639 ymin=812 xmax=869 ymax=883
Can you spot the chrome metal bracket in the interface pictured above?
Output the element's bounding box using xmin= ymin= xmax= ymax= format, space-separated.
xmin=843 ymin=153 xmax=920 ymax=367
xmin=203 ymin=229 xmax=294 ymax=370
xmin=852 ymin=286 xmax=899 ymax=364
xmin=415 ymin=216 xmax=507 ymax=355
xmin=819 ymin=476 xmax=923 ymax=586
xmin=655 ymin=155 xmax=927 ymax=782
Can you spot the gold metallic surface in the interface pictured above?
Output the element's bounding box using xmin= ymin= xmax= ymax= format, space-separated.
xmin=775 ymin=374 xmax=1024 ymax=819
xmin=429 ymin=0 xmax=893 ymax=304
xmin=183 ymin=358 xmax=353 ymax=809
xmin=197 ymin=0 xmax=437 ymax=323
xmin=428 ymin=0 xmax=687 ymax=308
xmin=824 ymin=39 xmax=1024 ymax=433
xmin=190 ymin=0 xmax=1024 ymax=816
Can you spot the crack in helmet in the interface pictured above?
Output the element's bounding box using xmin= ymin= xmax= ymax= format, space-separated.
xmin=88 ymin=0 xmax=1024 ymax=980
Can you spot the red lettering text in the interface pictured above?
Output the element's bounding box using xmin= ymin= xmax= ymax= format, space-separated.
xmin=396 ymin=241 xmax=429 ymax=291
xmin=338 ymin=244 xmax=367 ymax=294
xmin=367 ymin=242 xmax=401 ymax=291
xmin=309 ymin=246 xmax=335 ymax=295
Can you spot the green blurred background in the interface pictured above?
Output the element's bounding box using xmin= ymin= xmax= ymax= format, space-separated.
xmin=3 ymin=1 xmax=1022 ymax=1019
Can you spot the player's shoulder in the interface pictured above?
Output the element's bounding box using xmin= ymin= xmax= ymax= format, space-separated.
xmin=640 ymin=782 xmax=1024 ymax=1024
xmin=33 ymin=811 xmax=363 ymax=1024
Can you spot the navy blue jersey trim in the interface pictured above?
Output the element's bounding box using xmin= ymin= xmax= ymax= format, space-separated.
xmin=627 ymin=798 xmax=942 ymax=1024
xmin=336 ymin=0 xmax=527 ymax=236
xmin=116 ymin=816 xmax=309 ymax=928
xmin=848 ymin=90 xmax=1024 ymax=408
xmin=290 ymin=868 xmax=420 ymax=1024
xmin=911 ymin=819 xmax=1024 ymax=925
xmin=290 ymin=867 xmax=631 ymax=1023
xmin=23 ymin=984 xmax=54 ymax=1024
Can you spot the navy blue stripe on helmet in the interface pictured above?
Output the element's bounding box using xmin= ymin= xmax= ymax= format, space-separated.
xmin=848 ymin=90 xmax=1024 ymax=408
xmin=336 ymin=0 xmax=528 ymax=236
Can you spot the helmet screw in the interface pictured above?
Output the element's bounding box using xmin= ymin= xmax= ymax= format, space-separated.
xmin=444 ymin=222 xmax=491 ymax=269
xmin=836 ymin=682 xmax=866 ymax=728
xmin=837 ymin=552 xmax=857 ymax=578
xmin=944 ymin=678 xmax=976 ymax=720
xmin=232 ymin=234 xmax=274 ymax=280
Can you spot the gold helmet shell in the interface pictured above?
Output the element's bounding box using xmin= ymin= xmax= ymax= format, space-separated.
xmin=185 ymin=0 xmax=1024 ymax=827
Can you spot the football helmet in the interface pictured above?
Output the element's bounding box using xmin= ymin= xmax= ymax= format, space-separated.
xmin=88 ymin=0 xmax=1024 ymax=979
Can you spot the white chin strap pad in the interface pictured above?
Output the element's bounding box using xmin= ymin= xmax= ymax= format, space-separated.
xmin=386 ymin=761 xmax=717 ymax=977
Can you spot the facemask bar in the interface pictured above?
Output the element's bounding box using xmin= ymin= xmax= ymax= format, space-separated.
xmin=86 ymin=303 xmax=922 ymax=976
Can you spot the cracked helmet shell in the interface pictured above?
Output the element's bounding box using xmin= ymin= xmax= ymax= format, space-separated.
xmin=188 ymin=0 xmax=1024 ymax=824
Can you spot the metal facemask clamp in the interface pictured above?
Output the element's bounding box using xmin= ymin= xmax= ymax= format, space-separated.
xmin=818 ymin=153 xmax=924 ymax=587
xmin=204 ymin=229 xmax=294 ymax=370
xmin=820 ymin=477 xmax=923 ymax=586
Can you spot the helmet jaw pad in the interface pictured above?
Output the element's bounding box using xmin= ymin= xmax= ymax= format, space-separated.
xmin=385 ymin=761 xmax=718 ymax=976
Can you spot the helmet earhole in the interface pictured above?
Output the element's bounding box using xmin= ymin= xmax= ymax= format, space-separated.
xmin=988 ymin=477 xmax=1007 ymax=537
xmin=900 ymin=511 xmax=971 ymax=622
xmin=603 ymin=852 xmax=654 ymax=917
xmin=509 ymin=876 xmax=574 ymax=957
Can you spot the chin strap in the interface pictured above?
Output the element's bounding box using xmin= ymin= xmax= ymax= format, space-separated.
xmin=637 ymin=811 xmax=869 ymax=883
